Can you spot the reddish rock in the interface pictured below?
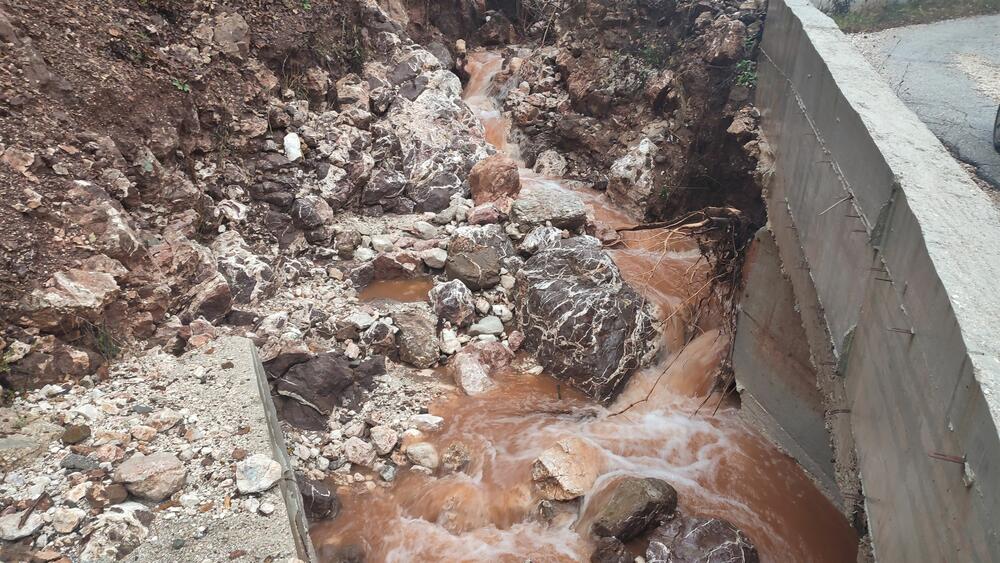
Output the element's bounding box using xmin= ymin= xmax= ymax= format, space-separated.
xmin=467 ymin=203 xmax=505 ymax=225
xmin=113 ymin=453 xmax=186 ymax=501
xmin=469 ymin=154 xmax=520 ymax=207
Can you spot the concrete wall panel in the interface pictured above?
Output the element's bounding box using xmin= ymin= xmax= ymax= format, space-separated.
xmin=752 ymin=0 xmax=1000 ymax=559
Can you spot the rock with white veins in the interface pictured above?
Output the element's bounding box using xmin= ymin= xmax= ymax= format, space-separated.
xmin=428 ymin=279 xmax=475 ymax=327
xmin=236 ymin=454 xmax=283 ymax=494
xmin=513 ymin=238 xmax=657 ymax=403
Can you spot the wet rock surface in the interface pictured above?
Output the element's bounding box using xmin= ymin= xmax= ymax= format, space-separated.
xmin=513 ymin=240 xmax=658 ymax=402
xmin=591 ymin=476 xmax=679 ymax=541
xmin=646 ymin=513 xmax=760 ymax=563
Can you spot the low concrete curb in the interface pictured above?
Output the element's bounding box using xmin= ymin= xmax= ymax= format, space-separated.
xmin=249 ymin=340 xmax=318 ymax=563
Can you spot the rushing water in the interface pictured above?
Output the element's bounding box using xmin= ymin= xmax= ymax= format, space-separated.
xmin=312 ymin=51 xmax=858 ymax=562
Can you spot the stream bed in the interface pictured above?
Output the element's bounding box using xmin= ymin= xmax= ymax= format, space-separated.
xmin=311 ymin=51 xmax=858 ymax=563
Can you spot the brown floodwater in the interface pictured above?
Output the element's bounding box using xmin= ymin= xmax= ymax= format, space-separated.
xmin=311 ymin=51 xmax=858 ymax=563
xmin=357 ymin=278 xmax=436 ymax=303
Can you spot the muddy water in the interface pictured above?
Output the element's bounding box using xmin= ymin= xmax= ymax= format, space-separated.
xmin=312 ymin=51 xmax=858 ymax=562
xmin=358 ymin=278 xmax=437 ymax=303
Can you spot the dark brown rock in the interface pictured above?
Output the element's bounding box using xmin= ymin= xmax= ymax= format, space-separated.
xmin=61 ymin=424 xmax=91 ymax=445
xmin=591 ymin=537 xmax=630 ymax=563
xmin=392 ymin=307 xmax=438 ymax=368
xmin=296 ymin=473 xmax=340 ymax=521
xmin=591 ymin=477 xmax=678 ymax=541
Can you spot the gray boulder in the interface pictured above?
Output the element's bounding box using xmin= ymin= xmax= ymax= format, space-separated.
xmin=511 ymin=185 xmax=588 ymax=230
xmin=512 ymin=240 xmax=656 ymax=402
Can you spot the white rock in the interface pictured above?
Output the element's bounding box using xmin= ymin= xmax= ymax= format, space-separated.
xmin=468 ymin=315 xmax=504 ymax=336
xmin=0 ymin=509 xmax=43 ymax=540
xmin=259 ymin=502 xmax=275 ymax=515
xmin=343 ymin=437 xmax=376 ymax=467
xmin=244 ymin=497 xmax=261 ymax=513
xmin=409 ymin=414 xmax=444 ymax=432
xmin=369 ymin=425 xmax=399 ymax=455
xmin=354 ymin=247 xmax=376 ymax=262
xmin=530 ymin=437 xmax=601 ymax=500
xmin=412 ymin=221 xmax=439 ymax=240
xmin=284 ymin=132 xmax=303 ymax=161
xmin=52 ymin=507 xmax=87 ymax=534
xmin=491 ymin=304 xmax=513 ymax=323
xmin=405 ymin=442 xmax=440 ymax=470
xmin=370 ymin=235 xmax=395 ymax=252
xmin=420 ymin=248 xmax=448 ymax=269
xmin=474 ymin=297 xmax=491 ymax=315
xmin=236 ymin=454 xmax=283 ymax=494
xmin=439 ymin=328 xmax=461 ymax=355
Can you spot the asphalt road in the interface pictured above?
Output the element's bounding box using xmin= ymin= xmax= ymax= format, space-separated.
xmin=851 ymin=15 xmax=1000 ymax=188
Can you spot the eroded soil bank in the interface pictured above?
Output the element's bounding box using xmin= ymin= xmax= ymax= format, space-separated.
xmin=0 ymin=1 xmax=858 ymax=561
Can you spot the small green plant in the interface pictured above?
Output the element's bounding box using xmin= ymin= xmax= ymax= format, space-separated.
xmin=735 ymin=59 xmax=757 ymax=88
xmin=171 ymin=78 xmax=191 ymax=93
xmin=83 ymin=321 xmax=123 ymax=362
xmin=302 ymin=0 xmax=312 ymax=10
xmin=638 ymin=44 xmax=669 ymax=69
xmin=12 ymin=413 xmax=28 ymax=430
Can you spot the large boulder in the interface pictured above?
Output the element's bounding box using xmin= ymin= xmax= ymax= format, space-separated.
xmin=469 ymin=154 xmax=521 ymax=206
xmin=646 ymin=513 xmax=759 ymax=563
xmin=510 ymin=185 xmax=588 ymax=230
xmin=211 ymin=231 xmax=280 ymax=304
xmin=267 ymin=353 xmax=384 ymax=430
xmin=393 ymin=306 xmax=439 ymax=368
xmin=606 ymin=138 xmax=658 ymax=220
xmin=512 ymin=239 xmax=656 ymax=402
xmin=591 ymin=477 xmax=678 ymax=541
xmin=384 ymin=67 xmax=491 ymax=210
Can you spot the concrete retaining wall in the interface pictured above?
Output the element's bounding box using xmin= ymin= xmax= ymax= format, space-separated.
xmin=810 ymin=0 xmax=911 ymax=12
xmin=749 ymin=0 xmax=1000 ymax=559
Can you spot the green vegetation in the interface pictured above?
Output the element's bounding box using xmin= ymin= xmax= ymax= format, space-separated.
xmin=83 ymin=321 xmax=123 ymax=362
xmin=637 ymin=44 xmax=670 ymax=69
xmin=831 ymin=0 xmax=1000 ymax=33
xmin=735 ymin=59 xmax=757 ymax=88
xmin=171 ymin=78 xmax=191 ymax=93
xmin=302 ymin=0 xmax=313 ymax=11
